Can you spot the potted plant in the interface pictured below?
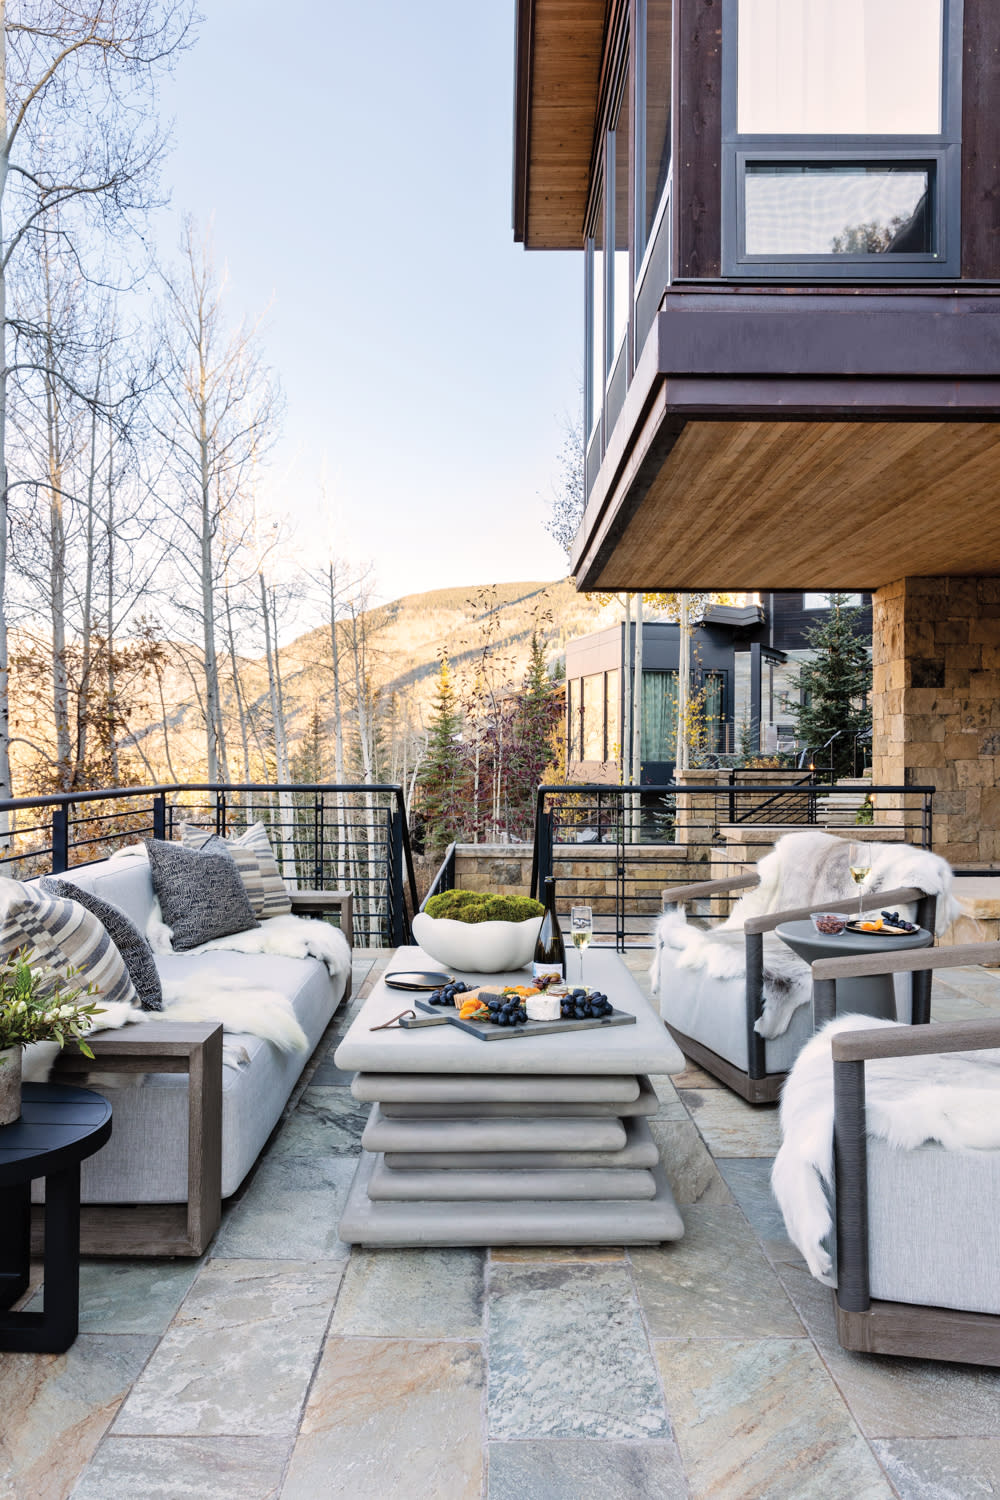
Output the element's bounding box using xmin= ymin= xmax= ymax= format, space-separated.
xmin=0 ymin=950 xmax=103 ymax=1126
xmin=411 ymin=889 xmax=545 ymax=973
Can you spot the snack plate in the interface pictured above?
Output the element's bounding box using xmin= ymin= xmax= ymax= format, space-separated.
xmin=844 ymin=922 xmax=916 ymax=937
xmin=384 ymin=970 xmax=455 ymax=992
xmin=411 ymin=995 xmax=636 ymax=1041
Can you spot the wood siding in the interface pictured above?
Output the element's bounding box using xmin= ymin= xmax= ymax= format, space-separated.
xmin=961 ymin=0 xmax=1000 ymax=278
xmin=673 ymin=0 xmax=722 ymax=278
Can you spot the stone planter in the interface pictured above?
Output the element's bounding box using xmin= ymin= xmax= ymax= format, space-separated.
xmin=0 ymin=1045 xmax=22 ymax=1126
xmin=411 ymin=913 xmax=543 ymax=974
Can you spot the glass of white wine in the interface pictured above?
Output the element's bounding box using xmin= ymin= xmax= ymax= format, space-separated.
xmin=570 ymin=906 xmax=593 ymax=984
xmin=849 ymin=842 xmax=871 ymax=923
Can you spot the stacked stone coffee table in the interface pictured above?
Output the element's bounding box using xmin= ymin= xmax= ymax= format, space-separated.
xmin=335 ymin=946 xmax=686 ymax=1246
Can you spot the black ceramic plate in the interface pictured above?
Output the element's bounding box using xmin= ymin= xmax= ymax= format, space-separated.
xmin=844 ymin=921 xmax=916 ymax=936
xmin=384 ymin=969 xmax=455 ymax=991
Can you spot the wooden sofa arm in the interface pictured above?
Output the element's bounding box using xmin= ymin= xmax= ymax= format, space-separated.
xmin=812 ymin=937 xmax=998 ymax=1031
xmin=50 ymin=1021 xmax=224 ymax=1257
xmin=832 ymin=1011 xmax=1000 ymax=1063
xmin=662 ymin=872 xmax=758 ymax=907
xmin=289 ymin=888 xmax=353 ymax=948
xmin=744 ymin=886 xmax=927 ymax=935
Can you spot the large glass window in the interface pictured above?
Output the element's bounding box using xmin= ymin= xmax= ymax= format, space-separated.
xmin=611 ymin=80 xmax=630 ymax=367
xmin=641 ymin=670 xmax=679 ymax=761
xmin=587 ymin=187 xmax=604 ymax=437
xmin=582 ymin=674 xmax=605 ymax=760
xmin=605 ymin=670 xmax=620 ymax=760
xmin=737 ymin=0 xmax=943 ymax=137
xmin=744 ymin=163 xmax=932 ymax=257
xmin=704 ymin=672 xmax=726 ymax=753
xmin=641 ymin=0 xmax=672 ymax=254
xmin=566 ymin=678 xmax=580 ymax=761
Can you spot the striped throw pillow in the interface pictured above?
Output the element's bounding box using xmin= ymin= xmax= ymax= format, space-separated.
xmin=179 ymin=822 xmax=292 ymax=919
xmin=0 ymin=877 xmax=138 ymax=1008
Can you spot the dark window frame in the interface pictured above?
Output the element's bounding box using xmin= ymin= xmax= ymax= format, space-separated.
xmin=720 ymin=0 xmax=964 ymax=280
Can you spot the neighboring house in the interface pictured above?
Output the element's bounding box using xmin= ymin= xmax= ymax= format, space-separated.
xmin=513 ymin=0 xmax=1000 ymax=867
xmin=565 ymin=591 xmax=872 ymax=782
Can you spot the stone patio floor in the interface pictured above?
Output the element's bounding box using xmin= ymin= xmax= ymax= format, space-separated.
xmin=3 ymin=951 xmax=1000 ymax=1499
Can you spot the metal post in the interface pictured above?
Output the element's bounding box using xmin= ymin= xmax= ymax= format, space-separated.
xmin=153 ymin=792 xmax=166 ymax=842
xmin=744 ymin=932 xmax=767 ymax=1079
xmin=51 ymin=805 xmax=69 ymax=874
xmin=314 ymin=794 xmax=323 ymax=889
xmin=389 ymin=803 xmax=406 ymax=946
xmin=833 ymin=1057 xmax=871 ymax=1312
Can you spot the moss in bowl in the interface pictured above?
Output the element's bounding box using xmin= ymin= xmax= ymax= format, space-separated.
xmin=413 ymin=889 xmax=545 ymax=973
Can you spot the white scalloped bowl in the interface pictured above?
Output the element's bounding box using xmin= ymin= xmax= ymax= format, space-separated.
xmin=410 ymin=912 xmax=543 ymax=974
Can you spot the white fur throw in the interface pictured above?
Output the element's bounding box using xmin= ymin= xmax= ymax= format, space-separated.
xmin=772 ymin=1015 xmax=1000 ymax=1285
xmin=652 ymin=831 xmax=960 ymax=1039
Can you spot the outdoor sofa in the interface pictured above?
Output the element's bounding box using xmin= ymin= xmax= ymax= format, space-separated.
xmin=31 ymin=851 xmax=352 ymax=1256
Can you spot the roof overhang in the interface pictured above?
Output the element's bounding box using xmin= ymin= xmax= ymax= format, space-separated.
xmin=513 ymin=0 xmax=608 ymax=249
xmin=572 ymin=291 xmax=1000 ymax=592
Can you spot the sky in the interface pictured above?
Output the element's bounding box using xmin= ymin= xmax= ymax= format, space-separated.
xmin=148 ymin=0 xmax=581 ymax=608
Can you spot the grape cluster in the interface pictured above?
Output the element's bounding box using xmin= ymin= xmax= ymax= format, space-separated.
xmin=560 ymin=988 xmax=613 ymax=1020
xmin=484 ymin=994 xmax=528 ymax=1027
xmin=427 ymin=981 xmax=469 ymax=1007
xmin=882 ymin=910 xmax=917 ymax=933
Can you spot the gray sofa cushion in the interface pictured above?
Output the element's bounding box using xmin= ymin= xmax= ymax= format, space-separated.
xmin=145 ymin=839 xmax=259 ymax=951
xmin=72 ymin=950 xmax=343 ymax=1201
xmin=42 ymin=876 xmax=163 ymax=1011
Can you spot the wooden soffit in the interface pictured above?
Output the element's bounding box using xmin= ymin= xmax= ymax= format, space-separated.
xmin=513 ymin=0 xmax=609 ymax=248
xmin=576 ymin=415 xmax=1000 ymax=593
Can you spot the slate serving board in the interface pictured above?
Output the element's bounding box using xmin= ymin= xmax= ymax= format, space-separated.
xmin=411 ymin=996 xmax=637 ymax=1041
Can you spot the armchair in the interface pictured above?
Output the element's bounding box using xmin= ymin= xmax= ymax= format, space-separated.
xmin=652 ymin=831 xmax=951 ymax=1103
xmin=782 ymin=943 xmax=1000 ymax=1366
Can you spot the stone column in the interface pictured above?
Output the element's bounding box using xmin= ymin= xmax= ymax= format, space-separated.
xmin=871 ymin=577 xmax=1000 ymax=866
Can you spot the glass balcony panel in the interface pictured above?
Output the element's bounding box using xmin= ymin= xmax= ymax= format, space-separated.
xmin=643 ymin=0 xmax=673 ymax=251
xmin=588 ymin=189 xmax=604 ymax=437
xmin=737 ymin=0 xmax=943 ymax=136
xmin=612 ymin=80 xmax=630 ymax=364
xmin=744 ymin=163 xmax=932 ymax=256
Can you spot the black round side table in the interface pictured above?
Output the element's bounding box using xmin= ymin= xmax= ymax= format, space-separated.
xmin=0 ymin=1081 xmax=112 ymax=1353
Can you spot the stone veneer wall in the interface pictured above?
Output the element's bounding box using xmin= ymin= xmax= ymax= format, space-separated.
xmin=872 ymin=576 xmax=1000 ymax=867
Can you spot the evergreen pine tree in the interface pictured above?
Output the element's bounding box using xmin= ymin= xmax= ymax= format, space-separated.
xmin=417 ymin=654 xmax=466 ymax=854
xmin=791 ymin=594 xmax=872 ymax=779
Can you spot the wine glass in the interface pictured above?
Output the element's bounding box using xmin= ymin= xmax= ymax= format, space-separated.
xmin=570 ymin=906 xmax=593 ymax=984
xmin=848 ymin=842 xmax=871 ymax=923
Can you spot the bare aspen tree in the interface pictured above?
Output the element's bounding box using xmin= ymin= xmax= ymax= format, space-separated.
xmin=153 ymin=221 xmax=280 ymax=783
xmin=0 ymin=0 xmax=194 ymax=798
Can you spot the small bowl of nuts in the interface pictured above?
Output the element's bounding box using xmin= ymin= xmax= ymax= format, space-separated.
xmin=812 ymin=912 xmax=848 ymax=936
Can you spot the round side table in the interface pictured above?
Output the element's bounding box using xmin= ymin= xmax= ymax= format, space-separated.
xmin=774 ymin=920 xmax=934 ymax=1020
xmin=0 ymin=1081 xmax=112 ymax=1353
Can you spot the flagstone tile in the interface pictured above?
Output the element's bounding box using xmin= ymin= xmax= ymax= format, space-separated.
xmin=486 ymin=1438 xmax=688 ymax=1499
xmin=650 ymin=1116 xmax=733 ymax=1205
xmin=775 ymin=1260 xmax=1000 ymax=1438
xmin=307 ymin=1057 xmax=355 ymax=1086
xmin=647 ymin=1074 xmax=689 ymax=1120
xmin=871 ymin=1438 xmax=1000 ymax=1498
xmin=266 ymin=1085 xmax=369 ymax=1157
xmin=27 ymin=1258 xmax=203 ymax=1336
xmin=72 ymin=1435 xmax=290 ymax=1499
xmin=112 ymin=1261 xmax=341 ymax=1437
xmin=631 ymin=1205 xmax=802 ymax=1338
xmin=678 ymin=1088 xmax=782 ymax=1156
xmin=487 ymin=1263 xmax=669 ymax=1440
xmin=0 ymin=1334 xmax=155 ymax=1500
xmin=490 ymin=1246 xmax=626 ymax=1263
xmin=281 ymin=1338 xmax=483 ymax=1500
xmin=654 ymin=1337 xmax=893 ymax=1500
xmin=331 ymin=1248 xmax=484 ymax=1338
xmin=670 ymin=1060 xmax=723 ymax=1089
xmin=716 ymin=1156 xmax=802 ymax=1263
xmin=211 ymin=1152 xmax=356 ymax=1260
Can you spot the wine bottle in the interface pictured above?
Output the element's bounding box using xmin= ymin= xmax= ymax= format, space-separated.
xmin=532 ymin=876 xmax=565 ymax=982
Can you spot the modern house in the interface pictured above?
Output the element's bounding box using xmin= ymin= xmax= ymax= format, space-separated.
xmin=514 ymin=0 xmax=1000 ymax=866
xmin=565 ymin=590 xmax=872 ymax=781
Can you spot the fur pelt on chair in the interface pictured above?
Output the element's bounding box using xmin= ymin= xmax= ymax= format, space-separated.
xmin=651 ymin=831 xmax=961 ymax=1039
xmin=772 ymin=1015 xmax=1000 ymax=1284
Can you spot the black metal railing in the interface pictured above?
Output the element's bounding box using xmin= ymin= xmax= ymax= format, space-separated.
xmin=0 ymin=783 xmax=419 ymax=948
xmin=420 ymin=843 xmax=457 ymax=912
xmin=531 ymin=782 xmax=935 ymax=950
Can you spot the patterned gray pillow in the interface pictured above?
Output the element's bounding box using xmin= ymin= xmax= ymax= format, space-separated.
xmin=179 ymin=821 xmax=292 ymax=919
xmin=42 ymin=877 xmax=163 ymax=1011
xmin=144 ymin=840 xmax=260 ymax=952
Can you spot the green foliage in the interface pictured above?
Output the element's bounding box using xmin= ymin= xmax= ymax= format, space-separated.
xmin=0 ymin=950 xmax=101 ymax=1054
xmin=855 ymin=794 xmax=874 ymax=826
xmin=790 ymin=593 xmax=872 ymax=780
xmin=416 ymin=654 xmax=467 ymax=855
xmin=424 ymin=888 xmax=544 ymax=924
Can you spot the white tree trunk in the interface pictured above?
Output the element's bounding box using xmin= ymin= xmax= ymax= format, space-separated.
xmin=676 ymin=593 xmax=691 ymax=772
xmin=630 ymin=593 xmax=643 ymax=840
xmin=0 ymin=3 xmax=13 ymax=816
